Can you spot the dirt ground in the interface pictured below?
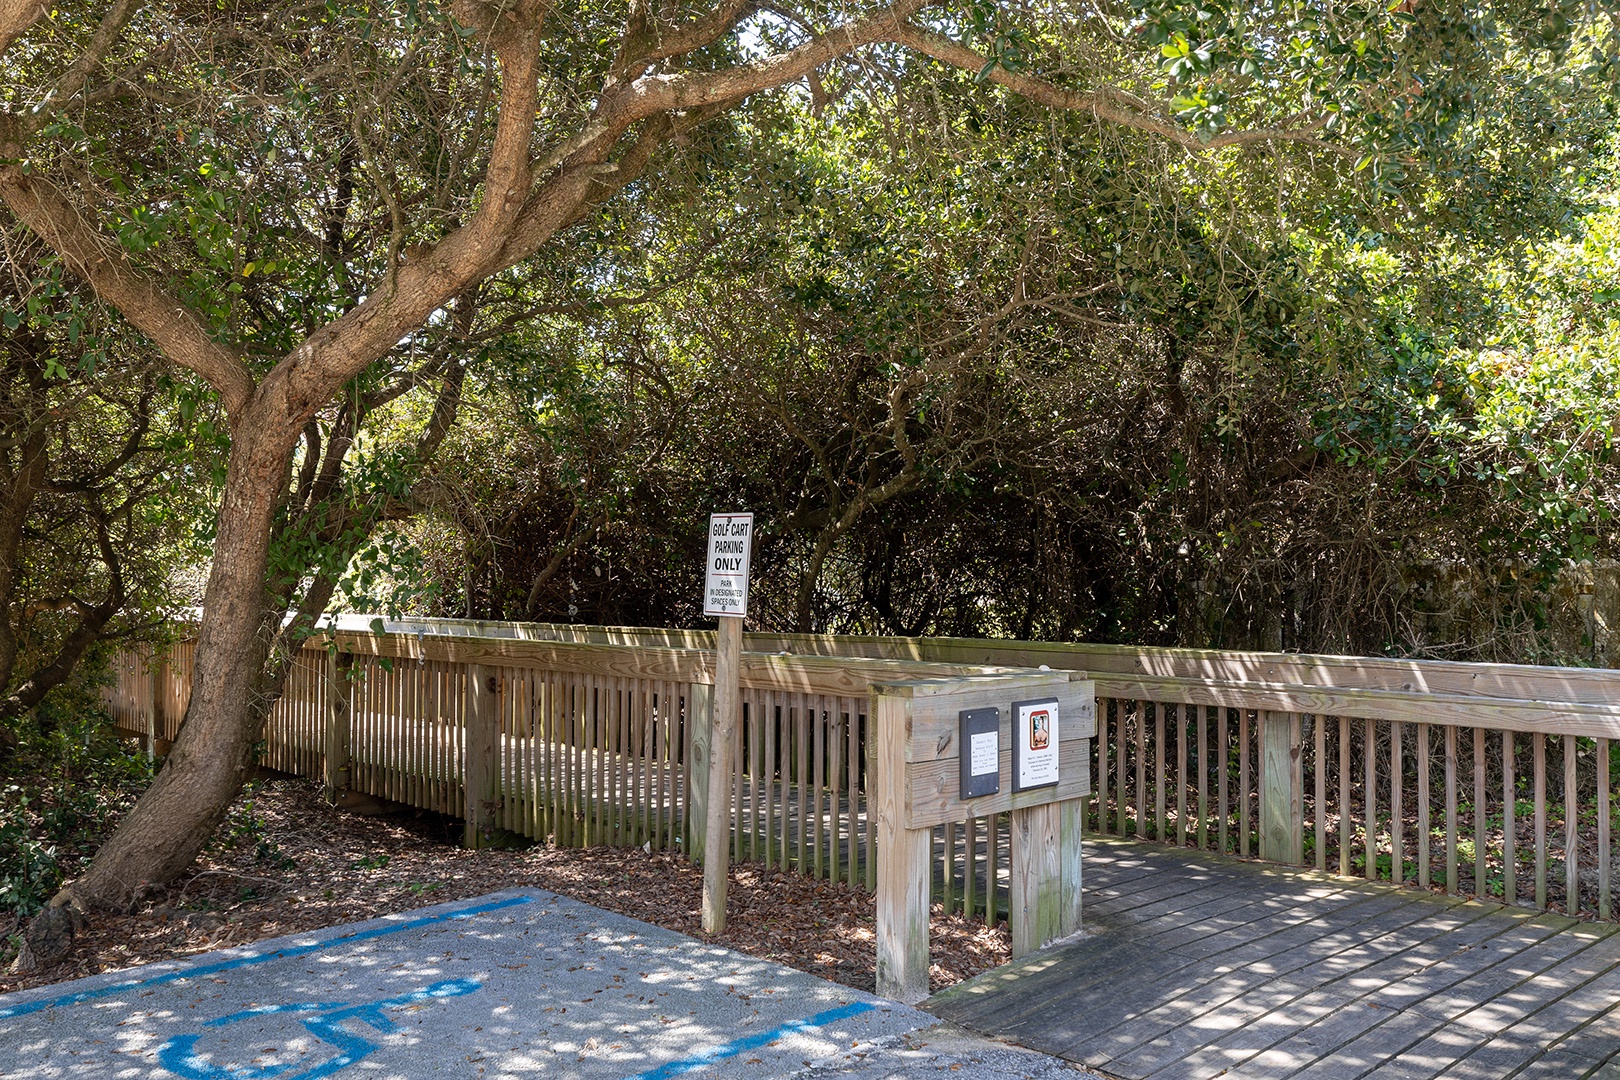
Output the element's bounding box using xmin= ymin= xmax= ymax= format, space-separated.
xmin=0 ymin=775 xmax=1010 ymax=999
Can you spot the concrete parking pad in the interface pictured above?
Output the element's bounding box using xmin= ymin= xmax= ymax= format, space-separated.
xmin=0 ymin=889 xmax=937 ymax=1080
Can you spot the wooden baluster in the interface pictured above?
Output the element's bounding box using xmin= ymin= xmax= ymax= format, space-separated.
xmin=1176 ymin=705 xmax=1188 ymax=848
xmin=796 ymin=700 xmax=810 ymax=872
xmin=624 ymin=678 xmax=639 ymax=848
xmin=1391 ymin=721 xmax=1403 ymax=885
xmin=861 ymin=701 xmax=875 ymax=890
xmin=598 ymin=676 xmax=611 ymax=846
xmin=775 ymin=698 xmax=787 ymax=868
xmin=619 ymin=677 xmax=632 ymax=846
xmin=1095 ymin=700 xmax=1109 ymax=834
xmin=1445 ymin=725 xmax=1459 ymax=896
xmin=812 ymin=697 xmax=826 ymax=878
xmin=538 ymin=671 xmax=552 ymax=843
xmin=1599 ymin=737 xmax=1611 ymax=920
xmin=1218 ymin=708 xmax=1230 ymax=855
xmin=1192 ymin=703 xmax=1205 ymax=849
xmin=1116 ymin=702 xmax=1129 ymax=835
xmin=681 ymin=683 xmax=694 ymax=854
xmin=611 ymin=675 xmax=624 ymax=847
xmin=1338 ymin=716 xmax=1351 ymax=877
xmin=567 ymin=675 xmax=579 ymax=846
xmin=1313 ymin=715 xmax=1326 ymax=872
xmin=1417 ymin=724 xmax=1431 ymax=890
xmin=579 ymin=675 xmax=591 ymax=846
xmin=1154 ymin=701 xmax=1166 ymax=842
xmin=542 ymin=671 xmax=556 ymax=844
xmin=526 ymin=669 xmax=539 ymax=837
xmin=1366 ymin=719 xmax=1378 ymax=882
xmin=743 ymin=693 xmax=756 ymax=863
xmin=1565 ymin=734 xmax=1579 ymax=916
xmin=387 ymin=657 xmax=400 ymax=809
xmin=964 ymin=816 xmax=977 ymax=921
xmin=414 ymin=660 xmax=426 ymax=817
xmin=563 ymin=675 xmax=578 ymax=847
xmin=642 ymin=680 xmax=655 ymax=849
xmin=1239 ymin=710 xmax=1250 ymax=858
xmin=1503 ymin=731 xmax=1516 ymax=905
xmin=762 ymin=694 xmax=776 ymax=870
xmin=855 ymin=702 xmax=868 ymax=887
xmin=731 ymin=692 xmax=746 ymax=864
xmin=1535 ymin=732 xmax=1548 ymax=910
xmin=664 ymin=681 xmax=677 ymax=851
xmin=828 ymin=702 xmax=844 ymax=881
xmin=1135 ymin=701 xmax=1148 ymax=838
xmin=585 ymin=675 xmax=598 ymax=847
xmin=619 ymin=677 xmax=633 ymax=847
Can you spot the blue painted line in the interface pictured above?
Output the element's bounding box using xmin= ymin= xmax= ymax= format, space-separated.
xmin=0 ymin=894 xmax=535 ymax=1021
xmin=155 ymin=977 xmax=483 ymax=1080
xmin=622 ymin=1000 xmax=880 ymax=1080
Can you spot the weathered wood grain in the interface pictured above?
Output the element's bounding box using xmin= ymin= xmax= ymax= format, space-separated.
xmin=873 ymin=688 xmax=931 ymax=1004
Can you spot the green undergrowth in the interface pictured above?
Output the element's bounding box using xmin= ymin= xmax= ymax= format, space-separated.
xmin=0 ymin=688 xmax=155 ymax=952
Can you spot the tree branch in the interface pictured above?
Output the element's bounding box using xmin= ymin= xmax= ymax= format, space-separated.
xmin=645 ymin=0 xmax=759 ymax=61
xmin=888 ymin=23 xmax=1343 ymax=154
xmin=0 ymin=172 xmax=257 ymax=420
xmin=0 ymin=0 xmax=44 ymax=61
xmin=620 ymin=0 xmax=930 ymax=116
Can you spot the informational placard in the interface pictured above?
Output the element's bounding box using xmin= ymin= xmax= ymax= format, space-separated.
xmin=1011 ymin=697 xmax=1060 ymax=792
xmin=702 ymin=512 xmax=754 ymax=617
xmin=959 ymin=707 xmax=1001 ymax=800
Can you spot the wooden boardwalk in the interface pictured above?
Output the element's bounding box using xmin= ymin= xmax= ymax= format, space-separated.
xmin=927 ymin=837 xmax=1620 ymax=1080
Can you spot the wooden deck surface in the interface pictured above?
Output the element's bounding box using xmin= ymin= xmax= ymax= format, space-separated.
xmin=927 ymin=837 xmax=1620 ymax=1080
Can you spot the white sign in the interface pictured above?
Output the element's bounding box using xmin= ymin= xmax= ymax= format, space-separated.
xmin=703 ymin=512 xmax=754 ymax=617
xmin=1013 ymin=697 xmax=1059 ymax=791
xmin=969 ymin=731 xmax=999 ymax=776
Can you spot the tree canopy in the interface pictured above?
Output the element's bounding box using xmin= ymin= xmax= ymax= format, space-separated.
xmin=0 ymin=0 xmax=1615 ymax=963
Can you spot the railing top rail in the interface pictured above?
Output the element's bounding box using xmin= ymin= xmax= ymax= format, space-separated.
xmin=320 ymin=628 xmax=1068 ymax=699
xmin=330 ymin=617 xmax=1620 ymax=707
xmin=1093 ymin=673 xmax=1620 ymax=737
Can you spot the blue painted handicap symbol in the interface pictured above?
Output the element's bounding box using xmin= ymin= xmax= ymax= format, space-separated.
xmin=155 ymin=977 xmax=482 ymax=1080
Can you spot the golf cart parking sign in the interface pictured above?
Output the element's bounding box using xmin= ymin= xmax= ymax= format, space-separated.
xmin=703 ymin=512 xmax=753 ymax=617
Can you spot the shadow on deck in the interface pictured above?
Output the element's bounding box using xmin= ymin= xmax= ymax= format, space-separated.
xmin=926 ymin=836 xmax=1620 ymax=1080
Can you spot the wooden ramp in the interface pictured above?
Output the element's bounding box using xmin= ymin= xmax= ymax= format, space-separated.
xmin=927 ymin=837 xmax=1620 ymax=1080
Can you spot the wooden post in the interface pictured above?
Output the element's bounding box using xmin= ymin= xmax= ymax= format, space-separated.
xmin=687 ymin=682 xmax=714 ymax=860
xmin=1259 ymin=710 xmax=1303 ymax=864
xmin=1010 ymin=801 xmax=1062 ymax=958
xmin=323 ymin=651 xmax=354 ymax=802
xmin=1060 ymin=796 xmax=1084 ymax=936
xmin=874 ymin=686 xmax=931 ymax=1004
xmin=702 ymin=616 xmax=742 ymax=934
xmin=464 ymin=665 xmax=500 ymax=849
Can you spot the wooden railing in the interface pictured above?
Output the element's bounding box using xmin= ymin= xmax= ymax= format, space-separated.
xmin=106 ymin=617 xmax=1620 ymax=924
xmin=104 ymin=623 xmax=1094 ymax=1002
xmin=312 ymin=618 xmax=1620 ymax=922
xmin=102 ymin=626 xmax=1065 ymax=913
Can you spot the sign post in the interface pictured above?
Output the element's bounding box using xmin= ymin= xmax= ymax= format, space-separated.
xmin=701 ymin=512 xmax=752 ymax=934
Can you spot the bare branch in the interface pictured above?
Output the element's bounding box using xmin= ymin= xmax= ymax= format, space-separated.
xmin=48 ymin=0 xmax=143 ymax=119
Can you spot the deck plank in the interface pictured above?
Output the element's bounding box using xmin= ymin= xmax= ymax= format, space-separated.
xmin=926 ymin=837 xmax=1620 ymax=1080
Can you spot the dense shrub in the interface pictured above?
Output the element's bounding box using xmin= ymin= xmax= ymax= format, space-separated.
xmin=0 ymin=679 xmax=153 ymax=952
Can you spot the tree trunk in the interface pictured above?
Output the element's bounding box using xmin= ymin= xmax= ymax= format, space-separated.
xmin=18 ymin=428 xmax=292 ymax=967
